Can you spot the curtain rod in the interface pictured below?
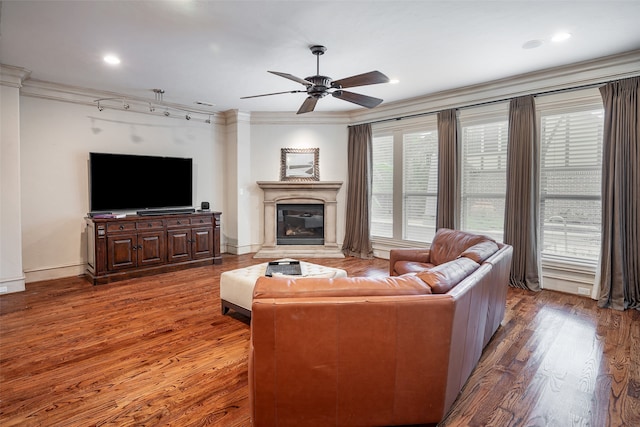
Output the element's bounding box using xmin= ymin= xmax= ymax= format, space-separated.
xmin=349 ymin=79 xmax=616 ymax=127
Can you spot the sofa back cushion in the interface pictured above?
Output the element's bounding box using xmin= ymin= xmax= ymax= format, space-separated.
xmin=416 ymin=257 xmax=480 ymax=294
xmin=430 ymin=228 xmax=495 ymax=265
xmin=253 ymin=275 xmax=432 ymax=299
xmin=459 ymin=241 xmax=500 ymax=263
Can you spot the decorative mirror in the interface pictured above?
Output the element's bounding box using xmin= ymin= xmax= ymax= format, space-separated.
xmin=280 ymin=148 xmax=319 ymax=181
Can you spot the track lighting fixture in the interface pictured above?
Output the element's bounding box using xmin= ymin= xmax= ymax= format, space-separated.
xmin=93 ymin=89 xmax=214 ymax=124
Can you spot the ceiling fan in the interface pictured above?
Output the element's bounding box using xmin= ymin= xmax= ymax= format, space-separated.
xmin=241 ymin=45 xmax=390 ymax=114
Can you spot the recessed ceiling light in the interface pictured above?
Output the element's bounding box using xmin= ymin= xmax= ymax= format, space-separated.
xmin=103 ymin=54 xmax=121 ymax=65
xmin=551 ymin=32 xmax=571 ymax=42
xmin=389 ymin=79 xmax=400 ymax=84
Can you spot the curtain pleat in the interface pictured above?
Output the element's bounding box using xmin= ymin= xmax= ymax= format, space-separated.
xmin=504 ymin=95 xmax=541 ymax=291
xmin=436 ymin=109 xmax=459 ymax=230
xmin=597 ymin=76 xmax=640 ymax=311
xmin=342 ymin=124 xmax=374 ymax=258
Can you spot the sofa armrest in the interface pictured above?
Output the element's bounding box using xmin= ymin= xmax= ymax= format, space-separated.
xmin=389 ymin=248 xmax=431 ymax=275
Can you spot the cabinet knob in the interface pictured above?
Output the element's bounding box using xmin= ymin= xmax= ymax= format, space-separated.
xmin=177 ymin=220 xmax=182 ymax=225
xmin=132 ymin=246 xmax=137 ymax=251
xmin=119 ymin=225 xmax=124 ymax=230
xmin=148 ymin=223 xmax=152 ymax=227
xmin=138 ymin=245 xmax=143 ymax=249
xmin=200 ymin=219 xmax=204 ymax=223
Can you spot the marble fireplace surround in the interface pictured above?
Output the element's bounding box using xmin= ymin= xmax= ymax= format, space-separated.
xmin=254 ymin=181 xmax=345 ymax=258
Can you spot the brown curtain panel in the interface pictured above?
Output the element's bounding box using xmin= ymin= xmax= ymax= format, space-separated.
xmin=597 ymin=76 xmax=640 ymax=311
xmin=504 ymin=95 xmax=541 ymax=291
xmin=342 ymin=123 xmax=374 ymax=258
xmin=436 ymin=109 xmax=459 ymax=230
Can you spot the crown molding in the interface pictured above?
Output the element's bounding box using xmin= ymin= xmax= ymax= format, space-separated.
xmin=249 ymin=111 xmax=351 ymax=126
xmin=349 ymin=49 xmax=640 ymax=125
xmin=0 ymin=64 xmax=32 ymax=88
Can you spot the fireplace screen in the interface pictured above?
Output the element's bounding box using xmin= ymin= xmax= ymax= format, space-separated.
xmin=277 ymin=204 xmax=324 ymax=245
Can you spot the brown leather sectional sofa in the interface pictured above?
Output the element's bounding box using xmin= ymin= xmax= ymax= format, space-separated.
xmin=249 ymin=228 xmax=513 ymax=426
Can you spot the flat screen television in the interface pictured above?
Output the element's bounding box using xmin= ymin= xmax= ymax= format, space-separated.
xmin=89 ymin=152 xmax=193 ymax=212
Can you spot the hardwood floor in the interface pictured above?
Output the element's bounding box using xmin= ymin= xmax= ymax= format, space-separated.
xmin=1 ymin=254 xmax=638 ymax=426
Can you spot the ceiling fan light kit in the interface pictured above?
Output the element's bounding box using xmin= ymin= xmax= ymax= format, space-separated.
xmin=241 ymin=45 xmax=390 ymax=114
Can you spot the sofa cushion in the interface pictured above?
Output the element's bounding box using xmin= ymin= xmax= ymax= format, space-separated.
xmin=393 ymin=261 xmax=436 ymax=275
xmin=430 ymin=228 xmax=496 ymax=265
xmin=416 ymin=257 xmax=480 ymax=294
xmin=254 ymin=275 xmax=432 ymax=299
xmin=459 ymin=241 xmax=500 ymax=264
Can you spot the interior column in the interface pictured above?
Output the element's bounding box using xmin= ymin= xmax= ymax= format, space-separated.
xmin=0 ymin=65 xmax=30 ymax=293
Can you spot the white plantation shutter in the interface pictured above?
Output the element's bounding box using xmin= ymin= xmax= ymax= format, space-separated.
xmin=540 ymin=108 xmax=603 ymax=263
xmin=403 ymin=132 xmax=438 ymax=241
xmin=371 ymin=134 xmax=394 ymax=238
xmin=460 ymin=120 xmax=508 ymax=241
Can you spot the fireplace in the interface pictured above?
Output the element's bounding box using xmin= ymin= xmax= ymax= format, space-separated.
xmin=255 ymin=181 xmax=344 ymax=258
xmin=277 ymin=204 xmax=324 ymax=245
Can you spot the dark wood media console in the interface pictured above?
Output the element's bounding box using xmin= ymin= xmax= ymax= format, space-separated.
xmin=85 ymin=211 xmax=221 ymax=285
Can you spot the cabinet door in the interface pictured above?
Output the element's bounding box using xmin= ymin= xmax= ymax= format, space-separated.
xmin=107 ymin=234 xmax=137 ymax=271
xmin=192 ymin=227 xmax=213 ymax=259
xmin=137 ymin=231 xmax=166 ymax=267
xmin=167 ymin=229 xmax=192 ymax=263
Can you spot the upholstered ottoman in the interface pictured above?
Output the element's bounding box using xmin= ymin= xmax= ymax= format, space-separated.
xmin=220 ymin=259 xmax=347 ymax=317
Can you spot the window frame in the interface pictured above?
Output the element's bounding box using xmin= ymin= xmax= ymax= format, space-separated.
xmin=371 ymin=116 xmax=439 ymax=245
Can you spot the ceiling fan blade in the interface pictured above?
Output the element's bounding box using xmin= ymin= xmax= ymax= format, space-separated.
xmin=268 ymin=71 xmax=313 ymax=86
xmin=241 ymin=90 xmax=306 ymax=99
xmin=332 ymin=71 xmax=389 ymax=89
xmin=297 ymin=96 xmax=318 ymax=114
xmin=332 ymin=90 xmax=383 ymax=109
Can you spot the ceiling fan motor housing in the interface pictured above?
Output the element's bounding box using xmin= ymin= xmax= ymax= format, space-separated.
xmin=305 ymin=75 xmax=333 ymax=97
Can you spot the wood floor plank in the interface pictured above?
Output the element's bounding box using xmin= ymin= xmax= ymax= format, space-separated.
xmin=1 ymin=254 xmax=639 ymax=426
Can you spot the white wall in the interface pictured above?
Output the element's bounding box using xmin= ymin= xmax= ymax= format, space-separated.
xmin=19 ymin=96 xmax=225 ymax=282
xmin=248 ymin=116 xmax=349 ymax=251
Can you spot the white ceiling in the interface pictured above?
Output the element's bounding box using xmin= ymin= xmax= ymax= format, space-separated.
xmin=2 ymin=1 xmax=640 ymax=114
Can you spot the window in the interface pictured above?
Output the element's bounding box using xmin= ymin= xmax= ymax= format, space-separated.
xmin=539 ymin=108 xmax=603 ymax=263
xmin=403 ymin=132 xmax=438 ymax=241
xmin=371 ymin=119 xmax=438 ymax=243
xmin=460 ymin=119 xmax=508 ymax=241
xmin=371 ymin=135 xmax=393 ymax=238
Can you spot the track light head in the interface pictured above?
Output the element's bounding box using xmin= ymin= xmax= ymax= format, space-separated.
xmin=205 ymin=115 xmax=211 ymax=124
xmin=149 ymin=103 xmax=155 ymax=112
xmin=185 ymin=114 xmax=191 ymax=120
xmin=97 ymin=102 xmax=103 ymax=112
xmin=164 ymin=110 xmax=170 ymax=117
xmin=123 ymin=103 xmax=130 ymax=110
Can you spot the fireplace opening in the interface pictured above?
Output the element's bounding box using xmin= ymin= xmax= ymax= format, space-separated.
xmin=277 ymin=204 xmax=324 ymax=245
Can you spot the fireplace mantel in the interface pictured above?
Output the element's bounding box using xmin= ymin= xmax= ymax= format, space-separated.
xmin=255 ymin=181 xmax=344 ymax=258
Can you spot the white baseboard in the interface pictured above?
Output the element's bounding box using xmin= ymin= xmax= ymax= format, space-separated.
xmin=0 ymin=275 xmax=26 ymax=294
xmin=24 ymin=264 xmax=86 ymax=283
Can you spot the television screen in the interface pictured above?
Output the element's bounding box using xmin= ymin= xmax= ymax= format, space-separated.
xmin=89 ymin=152 xmax=193 ymax=212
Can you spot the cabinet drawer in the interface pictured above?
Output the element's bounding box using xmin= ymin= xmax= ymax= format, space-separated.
xmin=106 ymin=222 xmax=136 ymax=233
xmin=136 ymin=220 xmax=164 ymax=230
xmin=166 ymin=217 xmax=190 ymax=228
xmin=191 ymin=216 xmax=212 ymax=226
